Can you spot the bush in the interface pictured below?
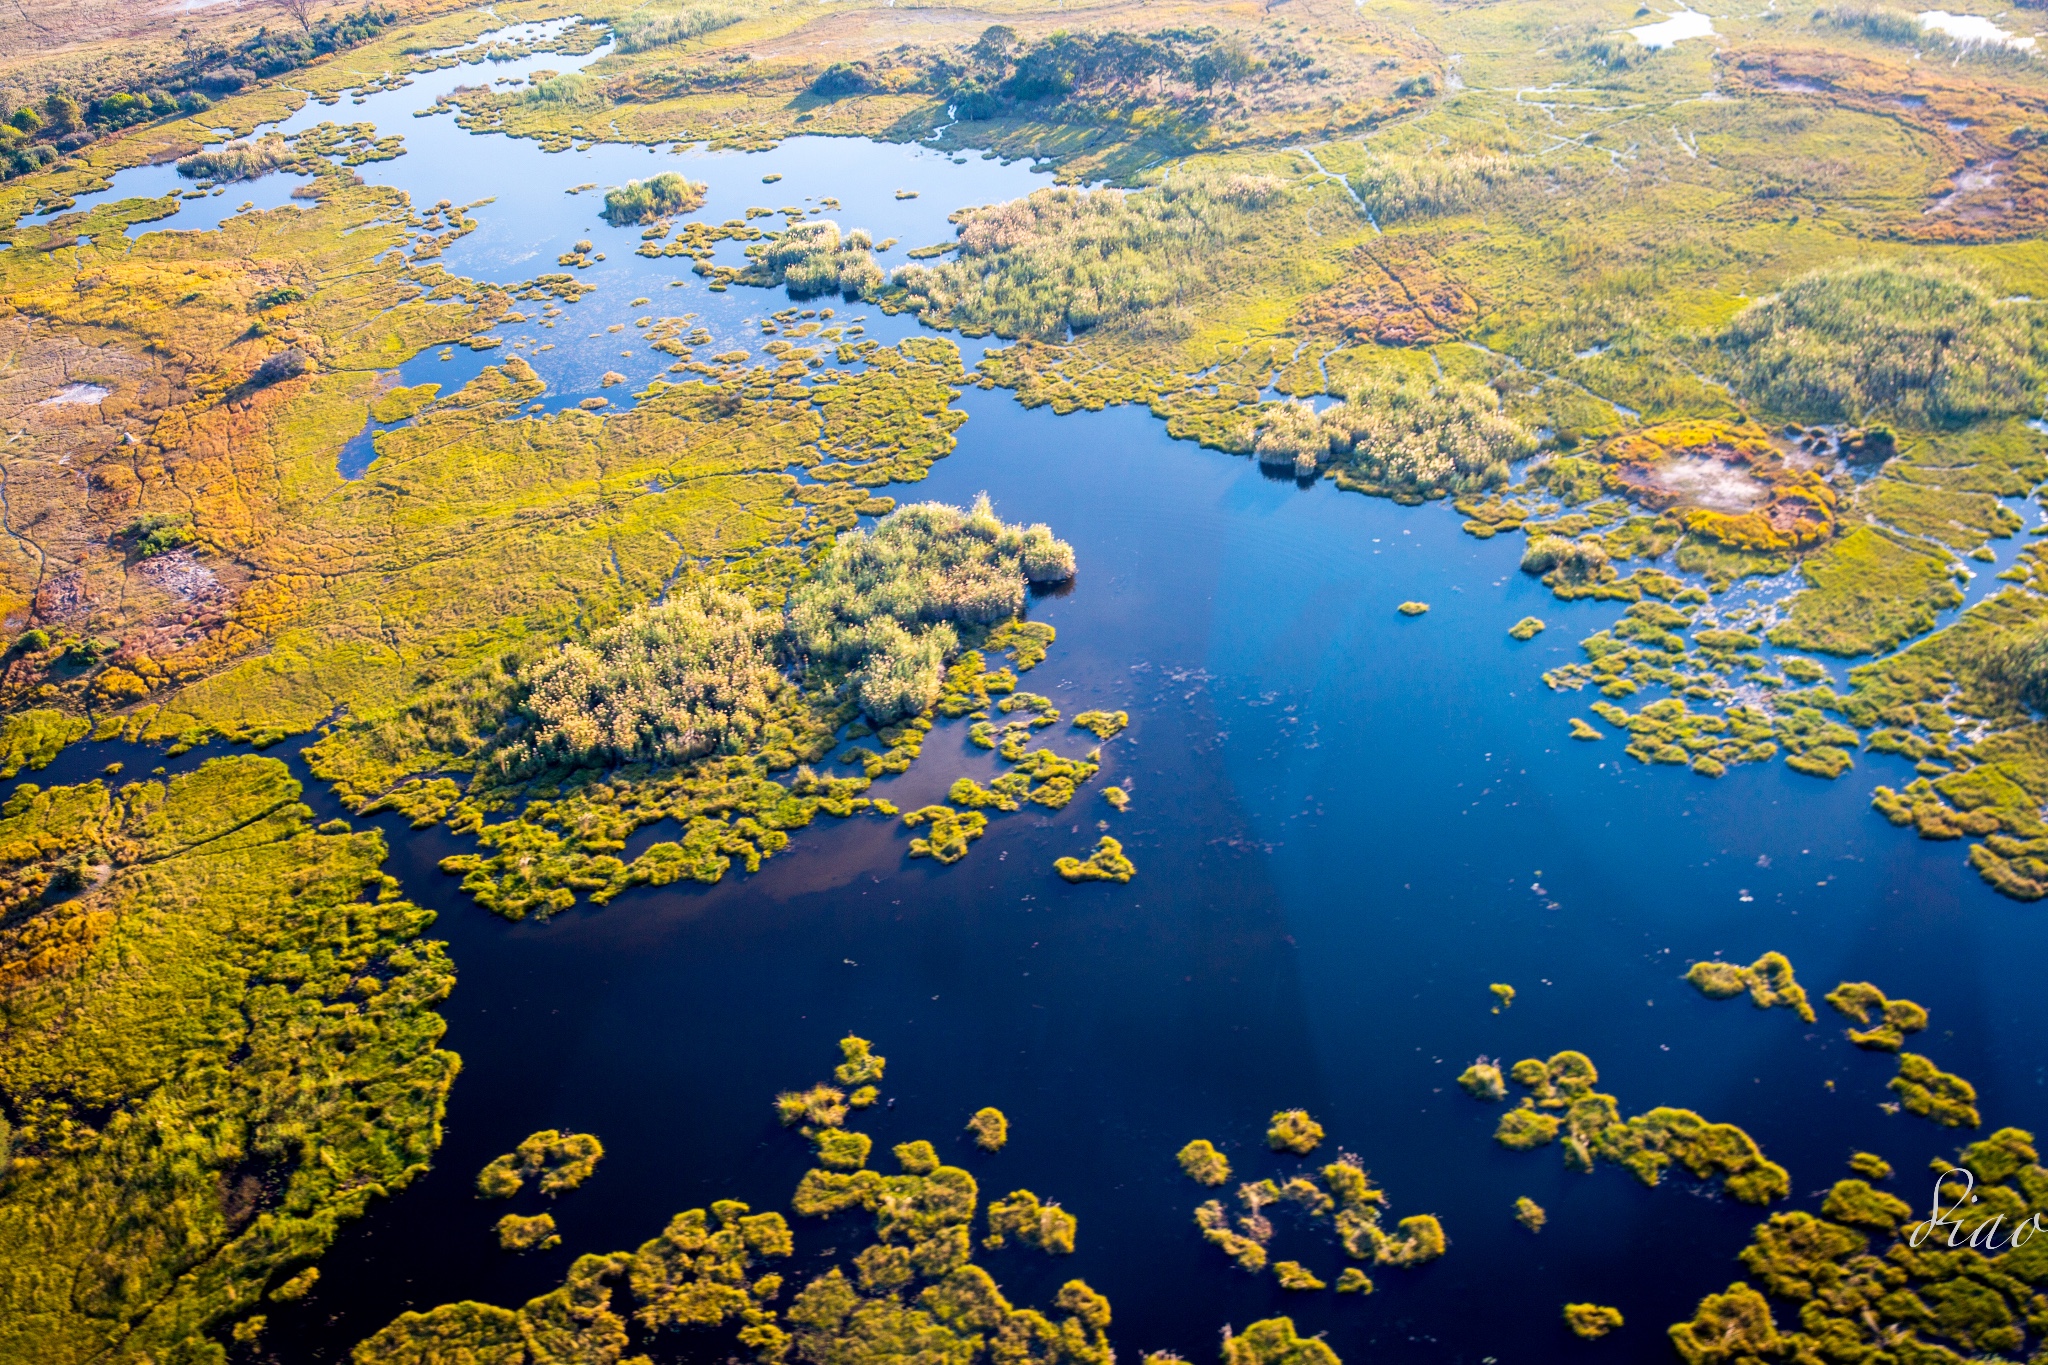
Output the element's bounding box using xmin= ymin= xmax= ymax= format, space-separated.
xmin=600 ymin=172 xmax=707 ymax=225
xmin=1320 ymin=375 xmax=1534 ymax=496
xmin=893 ymin=174 xmax=1285 ymax=341
xmin=811 ymin=62 xmax=872 ymax=96
xmin=251 ymin=348 xmax=309 ymax=386
xmin=759 ymin=222 xmax=886 ymax=300
xmin=791 ymin=496 xmax=1074 ymax=722
xmin=177 ymin=133 xmax=290 ymax=182
xmin=123 ymin=513 xmax=196 ymax=558
xmin=1963 ymin=623 xmax=2048 ymax=712
xmin=1521 ymin=534 xmax=1610 ymax=583
xmin=1720 ymin=260 xmax=2041 ymax=425
xmin=612 ymin=7 xmax=744 ymax=53
xmin=498 ymin=588 xmax=786 ymax=773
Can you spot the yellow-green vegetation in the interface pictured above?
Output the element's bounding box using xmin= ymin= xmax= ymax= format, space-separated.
xmin=1397 ymin=601 xmax=1429 ymax=617
xmin=1509 ymin=617 xmax=1546 ymax=641
xmin=1055 ymin=835 xmax=1135 ymax=883
xmin=1670 ymin=1127 xmax=2047 ymax=1363
xmin=1073 ymin=709 xmax=1128 ymax=740
xmin=966 ymin=1107 xmax=1008 ymax=1152
xmin=984 ymin=1189 xmax=1077 ymax=1254
xmin=1490 ymin=983 xmax=1515 ymax=1012
xmin=905 ymin=804 xmax=988 ymax=864
xmin=1684 ymin=952 xmax=1819 ymax=1023
xmin=494 ymin=1212 xmax=561 ymax=1253
xmin=476 ymin=1130 xmax=605 ymax=1199
xmin=601 ymin=172 xmax=707 ymax=226
xmin=1848 ymin=1151 xmax=1893 ymax=1181
xmin=1103 ymin=785 xmax=1131 ymax=811
xmin=358 ymin=1199 xmax=795 ymax=1364
xmin=1267 ymin=1110 xmax=1325 ymax=1155
xmin=1334 ymin=1268 xmax=1372 ymax=1295
xmin=1179 ymin=1139 xmax=1232 ymax=1187
xmin=360 ymin=1037 xmax=1115 ymax=1364
xmin=1891 ymin=1052 xmax=1981 ymax=1128
xmin=836 ymin=1034 xmax=886 ymax=1087
xmin=1487 ymin=1051 xmax=1790 ymax=1205
xmin=1273 ymin=1262 xmax=1325 ymax=1291
xmin=1458 ymin=1060 xmax=1507 ymax=1102
xmin=1221 ymin=1318 xmax=1342 ymax=1365
xmin=1565 ymin=1303 xmax=1623 ymax=1341
xmin=1195 ymin=1128 xmax=1444 ymax=1287
xmin=1515 ymin=1197 xmax=1546 ymax=1233
xmin=0 ymin=757 xmax=456 ymax=1363
xmin=1825 ymin=981 xmax=1929 ymax=1052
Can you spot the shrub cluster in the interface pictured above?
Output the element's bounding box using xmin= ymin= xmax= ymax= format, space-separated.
xmin=601 ymin=171 xmax=708 ymax=225
xmin=792 ymin=496 xmax=1075 ymax=722
xmin=1720 ymin=260 xmax=2042 ymax=426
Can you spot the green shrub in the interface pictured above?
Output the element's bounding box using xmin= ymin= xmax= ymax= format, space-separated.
xmin=1720 ymin=260 xmax=2041 ymax=425
xmin=600 ymin=172 xmax=707 ymax=225
xmin=791 ymin=496 xmax=1074 ymax=722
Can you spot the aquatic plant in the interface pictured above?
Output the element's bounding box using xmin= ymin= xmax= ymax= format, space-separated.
xmin=967 ymin=1107 xmax=1009 ymax=1152
xmin=1458 ymin=1060 xmax=1507 ymax=1101
xmin=1322 ymin=374 xmax=1534 ymax=500
xmin=1490 ymin=983 xmax=1515 ymax=1012
xmin=1103 ymin=786 xmax=1131 ymax=811
xmin=1847 ymin=1151 xmax=1893 ymax=1180
xmin=1890 ymin=1052 xmax=1980 ymax=1127
xmin=1196 ymin=1200 xmax=1269 ymax=1272
xmin=1496 ymin=1108 xmax=1562 ymax=1150
xmin=1492 ymin=1051 xmax=1789 ymax=1202
xmin=1221 ymin=1317 xmax=1341 ymax=1365
xmin=1825 ymin=981 xmax=1928 ymax=1051
xmin=1397 ymin=601 xmax=1429 ymax=616
xmin=1515 ymin=1197 xmax=1546 ymax=1232
xmin=1565 ymin=1303 xmax=1623 ymax=1340
xmin=1670 ymin=1127 xmax=2048 ymax=1362
xmin=1335 ymin=1268 xmax=1373 ymax=1294
xmin=791 ymin=496 xmax=1074 ymax=722
xmin=1056 ymin=835 xmax=1134 ymax=883
xmin=815 ymin=1129 xmax=873 ymax=1171
xmin=1179 ymin=1139 xmax=1232 ymax=1186
xmin=984 ymin=1189 xmax=1076 ymax=1253
xmin=777 ymin=1084 xmax=849 ymax=1129
xmin=476 ymin=1130 xmax=605 ymax=1199
xmin=1267 ymin=1110 xmax=1324 ymax=1155
xmin=1072 ymin=709 xmax=1128 ymax=739
xmin=1272 ymin=1261 xmax=1325 ymax=1291
xmin=1685 ymin=952 xmax=1817 ymax=1022
xmin=601 ymin=171 xmax=708 ymax=225
xmin=495 ymin=1212 xmax=561 ymax=1252
xmin=177 ymin=132 xmax=291 ymax=182
xmin=904 ymin=805 xmax=988 ymax=863
xmin=835 ymin=1035 xmax=887 ymax=1086
xmin=1509 ymin=617 xmax=1546 ymax=640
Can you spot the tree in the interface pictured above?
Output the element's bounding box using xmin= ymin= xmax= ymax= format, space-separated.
xmin=274 ymin=0 xmax=315 ymax=34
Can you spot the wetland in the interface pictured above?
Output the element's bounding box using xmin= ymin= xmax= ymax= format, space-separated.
xmin=3 ymin=0 xmax=2048 ymax=1362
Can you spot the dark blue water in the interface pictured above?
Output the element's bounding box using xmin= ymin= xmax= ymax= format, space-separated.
xmin=241 ymin=390 xmax=2048 ymax=1363
xmin=26 ymin=17 xmax=2048 ymax=1361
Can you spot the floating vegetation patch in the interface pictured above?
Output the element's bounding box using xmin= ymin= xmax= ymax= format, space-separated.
xmin=1193 ymin=1141 xmax=1446 ymax=1287
xmin=1565 ymin=1303 xmax=1624 ymax=1340
xmin=1483 ymin=1050 xmax=1790 ymax=1204
xmin=1684 ymin=951 xmax=1818 ymax=1022
xmin=1055 ymin=835 xmax=1134 ymax=883
xmin=476 ymin=1130 xmax=606 ymax=1198
xmin=600 ymin=171 xmax=707 ymax=225
xmin=1825 ymin=980 xmax=1929 ymax=1051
